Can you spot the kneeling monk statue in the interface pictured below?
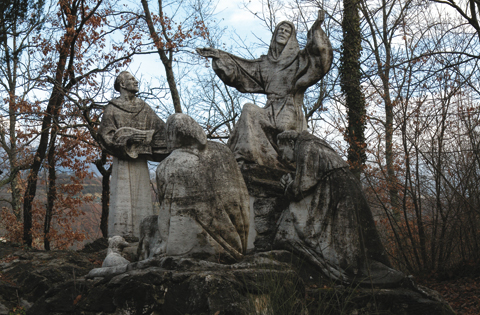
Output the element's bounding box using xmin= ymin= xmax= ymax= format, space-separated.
xmin=153 ymin=114 xmax=250 ymax=262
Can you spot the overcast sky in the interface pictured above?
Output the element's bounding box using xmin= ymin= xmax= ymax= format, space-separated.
xmin=128 ymin=0 xmax=272 ymax=81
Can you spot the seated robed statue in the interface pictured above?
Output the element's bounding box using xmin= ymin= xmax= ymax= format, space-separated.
xmin=197 ymin=11 xmax=333 ymax=169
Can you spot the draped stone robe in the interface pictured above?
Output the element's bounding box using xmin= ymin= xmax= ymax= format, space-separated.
xmin=274 ymin=132 xmax=405 ymax=286
xmin=155 ymin=141 xmax=250 ymax=261
xmin=98 ymin=98 xmax=166 ymax=238
xmin=212 ymin=20 xmax=333 ymax=169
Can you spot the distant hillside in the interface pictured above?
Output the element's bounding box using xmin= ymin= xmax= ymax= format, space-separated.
xmin=0 ymin=173 xmax=104 ymax=249
xmin=0 ymin=171 xmax=159 ymax=249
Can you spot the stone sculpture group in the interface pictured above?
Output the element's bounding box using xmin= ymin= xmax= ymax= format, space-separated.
xmin=97 ymin=11 xmax=402 ymax=287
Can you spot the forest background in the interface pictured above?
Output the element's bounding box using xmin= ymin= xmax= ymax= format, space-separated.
xmin=1 ymin=0 xmax=480 ymax=311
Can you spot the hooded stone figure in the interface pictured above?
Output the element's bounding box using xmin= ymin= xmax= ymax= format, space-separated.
xmin=154 ymin=114 xmax=250 ymax=261
xmin=275 ymin=130 xmax=406 ymax=286
xmin=197 ymin=11 xmax=333 ymax=169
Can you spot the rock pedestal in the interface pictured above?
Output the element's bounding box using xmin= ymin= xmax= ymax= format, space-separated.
xmin=28 ymin=250 xmax=454 ymax=315
xmin=240 ymin=164 xmax=290 ymax=251
xmin=0 ymin=240 xmax=455 ymax=315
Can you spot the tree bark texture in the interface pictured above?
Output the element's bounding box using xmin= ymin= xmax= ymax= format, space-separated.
xmin=141 ymin=0 xmax=182 ymax=113
xmin=340 ymin=0 xmax=366 ymax=179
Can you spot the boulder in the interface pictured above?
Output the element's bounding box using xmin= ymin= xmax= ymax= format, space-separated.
xmin=0 ymin=242 xmax=103 ymax=314
xmin=23 ymin=249 xmax=454 ymax=315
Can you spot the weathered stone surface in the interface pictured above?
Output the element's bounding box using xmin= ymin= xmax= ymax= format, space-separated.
xmin=97 ymin=71 xmax=167 ymax=161
xmin=0 ymin=242 xmax=104 ymax=314
xmin=273 ymin=130 xmax=405 ymax=286
xmin=24 ymin=250 xmax=453 ymax=315
xmin=198 ymin=11 xmax=333 ymax=169
xmin=147 ymin=113 xmax=250 ymax=262
xmin=0 ymin=302 xmax=8 ymax=315
xmin=0 ymin=241 xmax=454 ymax=315
xmin=80 ymin=237 xmax=109 ymax=253
xmin=31 ymin=252 xmax=309 ymax=315
xmin=85 ymin=264 xmax=129 ymax=279
xmin=137 ymin=215 xmax=162 ymax=261
xmin=101 ymin=236 xmax=130 ymax=268
xmin=252 ymin=197 xmax=289 ymax=251
xmin=97 ymin=71 xmax=168 ymax=238
xmin=237 ymin=164 xmax=290 ymax=251
xmin=108 ymin=156 xmax=154 ymax=238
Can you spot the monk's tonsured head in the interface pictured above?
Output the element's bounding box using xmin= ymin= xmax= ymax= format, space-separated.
xmin=166 ymin=113 xmax=207 ymax=152
xmin=114 ymin=71 xmax=139 ymax=93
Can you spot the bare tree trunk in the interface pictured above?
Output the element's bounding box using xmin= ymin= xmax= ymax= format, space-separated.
xmin=44 ymin=131 xmax=57 ymax=251
xmin=95 ymin=152 xmax=111 ymax=238
xmin=23 ymin=0 xmax=104 ymax=246
xmin=434 ymin=105 xmax=447 ymax=270
xmin=381 ymin=0 xmax=399 ymax=212
xmin=385 ymin=97 xmax=399 ymax=212
xmin=23 ymin=87 xmax=64 ymax=247
xmin=4 ymin=20 xmax=24 ymax=220
xmin=361 ymin=0 xmax=401 ymax=213
xmin=141 ymin=0 xmax=182 ymax=113
xmin=401 ymin=110 xmax=426 ymax=270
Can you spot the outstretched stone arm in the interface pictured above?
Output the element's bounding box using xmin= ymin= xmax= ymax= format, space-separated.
xmin=197 ymin=46 xmax=265 ymax=94
xmin=196 ymin=47 xmax=220 ymax=59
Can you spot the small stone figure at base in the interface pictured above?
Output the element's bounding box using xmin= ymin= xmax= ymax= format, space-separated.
xmin=275 ymin=130 xmax=405 ymax=286
xmin=102 ymin=235 xmax=130 ymax=268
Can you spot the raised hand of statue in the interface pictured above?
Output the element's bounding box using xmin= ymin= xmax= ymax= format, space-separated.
xmin=317 ymin=10 xmax=325 ymax=25
xmin=280 ymin=173 xmax=294 ymax=194
xmin=196 ymin=47 xmax=220 ymax=59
